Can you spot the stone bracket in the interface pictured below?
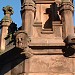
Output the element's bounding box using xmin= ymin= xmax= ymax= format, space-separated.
xmin=63 ymin=35 xmax=75 ymax=57
xmin=15 ymin=30 xmax=30 ymax=49
xmin=21 ymin=47 xmax=33 ymax=58
xmin=15 ymin=30 xmax=33 ymax=58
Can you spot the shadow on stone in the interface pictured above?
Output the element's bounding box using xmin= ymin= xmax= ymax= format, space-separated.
xmin=0 ymin=48 xmax=26 ymax=75
xmin=44 ymin=3 xmax=60 ymax=29
xmin=8 ymin=22 xmax=17 ymax=35
xmin=44 ymin=14 xmax=52 ymax=29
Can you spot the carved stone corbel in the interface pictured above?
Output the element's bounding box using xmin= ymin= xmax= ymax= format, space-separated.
xmin=67 ymin=35 xmax=75 ymax=43
xmin=15 ymin=30 xmax=33 ymax=58
xmin=15 ymin=30 xmax=30 ymax=49
xmin=21 ymin=47 xmax=33 ymax=58
xmin=67 ymin=35 xmax=75 ymax=49
xmin=63 ymin=35 xmax=75 ymax=57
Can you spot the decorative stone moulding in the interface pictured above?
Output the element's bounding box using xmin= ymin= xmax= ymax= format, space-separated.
xmin=1 ymin=16 xmax=12 ymax=26
xmin=61 ymin=0 xmax=73 ymax=3
xmin=21 ymin=0 xmax=36 ymax=12
xmin=35 ymin=0 xmax=57 ymax=4
xmin=59 ymin=1 xmax=74 ymax=14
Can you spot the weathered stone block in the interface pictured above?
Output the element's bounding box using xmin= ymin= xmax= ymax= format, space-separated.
xmin=28 ymin=73 xmax=48 ymax=75
xmin=27 ymin=73 xmax=73 ymax=75
xmin=29 ymin=55 xmax=73 ymax=73
xmin=58 ymin=73 xmax=73 ymax=75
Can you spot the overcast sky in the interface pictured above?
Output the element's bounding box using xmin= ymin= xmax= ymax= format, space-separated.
xmin=0 ymin=0 xmax=75 ymax=27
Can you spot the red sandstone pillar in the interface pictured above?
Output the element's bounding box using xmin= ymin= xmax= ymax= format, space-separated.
xmin=0 ymin=6 xmax=13 ymax=51
xmin=21 ymin=0 xmax=36 ymax=37
xmin=59 ymin=1 xmax=74 ymax=39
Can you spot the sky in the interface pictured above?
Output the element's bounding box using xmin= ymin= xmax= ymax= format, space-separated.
xmin=0 ymin=0 xmax=75 ymax=28
xmin=0 ymin=0 xmax=22 ymax=27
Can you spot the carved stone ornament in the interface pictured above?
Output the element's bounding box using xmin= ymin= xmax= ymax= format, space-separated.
xmin=15 ymin=30 xmax=30 ymax=49
xmin=62 ymin=35 xmax=75 ymax=57
xmin=3 ymin=5 xmax=14 ymax=15
xmin=59 ymin=1 xmax=74 ymax=15
xmin=21 ymin=0 xmax=36 ymax=12
xmin=21 ymin=47 xmax=33 ymax=58
xmin=67 ymin=35 xmax=75 ymax=49
xmin=63 ymin=35 xmax=75 ymax=57
xmin=67 ymin=35 xmax=75 ymax=44
xmin=1 ymin=6 xmax=14 ymax=24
